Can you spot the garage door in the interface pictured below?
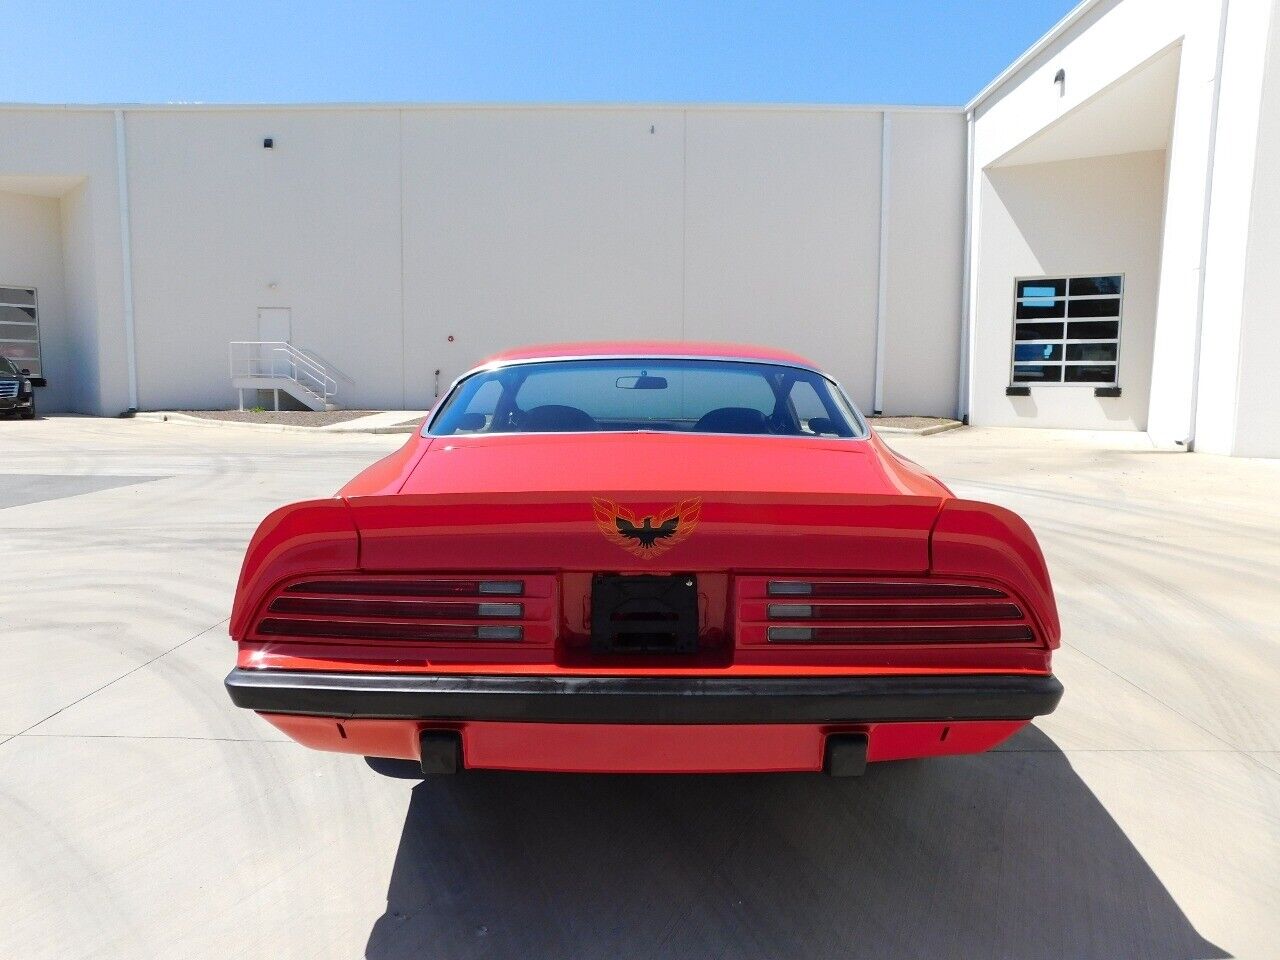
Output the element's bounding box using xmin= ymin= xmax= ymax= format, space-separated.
xmin=0 ymin=286 xmax=41 ymax=380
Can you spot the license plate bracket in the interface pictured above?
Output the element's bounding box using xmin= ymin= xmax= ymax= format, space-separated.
xmin=590 ymin=573 xmax=699 ymax=654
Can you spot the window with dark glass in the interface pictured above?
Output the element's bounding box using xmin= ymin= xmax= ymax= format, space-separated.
xmin=1010 ymin=275 xmax=1121 ymax=386
xmin=0 ymin=287 xmax=40 ymax=378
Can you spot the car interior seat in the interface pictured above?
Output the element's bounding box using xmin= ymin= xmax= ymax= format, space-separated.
xmin=520 ymin=404 xmax=599 ymax=432
xmin=693 ymin=407 xmax=772 ymax=435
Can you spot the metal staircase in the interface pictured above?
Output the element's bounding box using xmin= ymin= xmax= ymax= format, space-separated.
xmin=229 ymin=341 xmax=338 ymax=412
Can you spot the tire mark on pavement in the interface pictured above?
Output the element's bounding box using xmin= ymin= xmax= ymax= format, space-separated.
xmin=6 ymin=618 xmax=230 ymax=742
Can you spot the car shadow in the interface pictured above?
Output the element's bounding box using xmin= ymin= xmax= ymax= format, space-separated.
xmin=363 ymin=726 xmax=1226 ymax=960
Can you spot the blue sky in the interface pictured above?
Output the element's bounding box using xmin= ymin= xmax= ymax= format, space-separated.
xmin=5 ymin=1 xmax=1076 ymax=106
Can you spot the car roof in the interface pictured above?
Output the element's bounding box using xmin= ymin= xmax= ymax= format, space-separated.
xmin=478 ymin=341 xmax=821 ymax=370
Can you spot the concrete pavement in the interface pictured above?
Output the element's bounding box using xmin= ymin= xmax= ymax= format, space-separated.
xmin=1 ymin=415 xmax=1276 ymax=959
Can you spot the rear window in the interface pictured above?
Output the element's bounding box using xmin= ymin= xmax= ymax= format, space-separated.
xmin=429 ymin=358 xmax=865 ymax=438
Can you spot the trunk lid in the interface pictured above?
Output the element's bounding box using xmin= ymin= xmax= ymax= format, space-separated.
xmin=347 ymin=433 xmax=945 ymax=574
xmin=397 ymin=433 xmax=930 ymax=498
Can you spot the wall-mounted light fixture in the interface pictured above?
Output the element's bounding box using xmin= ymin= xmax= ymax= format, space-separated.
xmin=263 ymin=137 xmax=274 ymax=149
xmin=1053 ymin=68 xmax=1066 ymax=97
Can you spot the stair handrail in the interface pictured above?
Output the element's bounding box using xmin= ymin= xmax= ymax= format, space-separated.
xmin=229 ymin=341 xmax=338 ymax=401
xmin=281 ymin=348 xmax=333 ymax=398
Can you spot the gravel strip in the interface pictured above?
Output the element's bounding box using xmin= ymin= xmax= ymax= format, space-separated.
xmin=867 ymin=416 xmax=962 ymax=430
xmin=175 ymin=410 xmax=379 ymax=427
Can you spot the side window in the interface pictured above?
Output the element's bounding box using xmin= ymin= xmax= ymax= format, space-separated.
xmin=787 ymin=379 xmax=851 ymax=436
xmin=0 ymin=286 xmax=40 ymax=379
xmin=789 ymin=380 xmax=826 ymax=428
xmin=1012 ymin=276 xmax=1122 ymax=386
xmin=454 ymin=379 xmax=503 ymax=432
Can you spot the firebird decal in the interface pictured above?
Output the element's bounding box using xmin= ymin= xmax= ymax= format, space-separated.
xmin=593 ymin=497 xmax=702 ymax=558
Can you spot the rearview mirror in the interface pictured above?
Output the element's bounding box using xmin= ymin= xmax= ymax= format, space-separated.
xmin=20 ymin=368 xmax=30 ymax=376
xmin=616 ymin=375 xmax=668 ymax=390
xmin=453 ymin=412 xmax=487 ymax=431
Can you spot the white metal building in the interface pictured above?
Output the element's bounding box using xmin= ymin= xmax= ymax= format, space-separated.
xmin=1 ymin=0 xmax=1277 ymax=456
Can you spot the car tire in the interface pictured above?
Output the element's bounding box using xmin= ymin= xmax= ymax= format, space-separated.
xmin=21 ymin=396 xmax=35 ymax=420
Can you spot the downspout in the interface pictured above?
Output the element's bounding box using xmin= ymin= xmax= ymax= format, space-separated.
xmin=872 ymin=111 xmax=891 ymax=415
xmin=958 ymin=109 xmax=976 ymax=423
xmin=1186 ymin=0 xmax=1231 ymax=451
xmin=114 ymin=109 xmax=139 ymax=412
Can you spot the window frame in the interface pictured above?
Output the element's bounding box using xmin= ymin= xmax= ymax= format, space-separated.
xmin=1008 ymin=274 xmax=1123 ymax=388
xmin=0 ymin=284 xmax=42 ymax=380
xmin=424 ymin=355 xmax=870 ymax=441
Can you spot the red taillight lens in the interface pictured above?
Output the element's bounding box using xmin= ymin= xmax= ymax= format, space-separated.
xmin=285 ymin=578 xmax=523 ymax=597
xmin=738 ymin=577 xmax=1039 ymax=646
xmin=765 ymin=601 xmax=1023 ymax=621
xmin=766 ymin=624 xmax=1035 ymax=643
xmin=258 ymin=618 xmax=524 ymax=642
xmin=269 ymin=597 xmax=524 ymax=619
xmin=766 ymin=580 xmax=1004 ymax=599
xmin=252 ymin=575 xmax=554 ymax=645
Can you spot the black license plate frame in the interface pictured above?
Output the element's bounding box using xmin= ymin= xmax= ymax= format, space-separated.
xmin=590 ymin=573 xmax=700 ymax=655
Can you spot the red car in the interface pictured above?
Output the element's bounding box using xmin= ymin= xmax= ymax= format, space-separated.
xmin=225 ymin=342 xmax=1062 ymax=775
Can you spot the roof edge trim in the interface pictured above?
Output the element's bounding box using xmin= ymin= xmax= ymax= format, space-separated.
xmin=966 ymin=0 xmax=1110 ymax=112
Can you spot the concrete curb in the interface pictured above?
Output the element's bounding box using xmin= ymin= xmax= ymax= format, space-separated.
xmin=133 ymin=411 xmax=417 ymax=435
xmin=872 ymin=421 xmax=965 ymax=436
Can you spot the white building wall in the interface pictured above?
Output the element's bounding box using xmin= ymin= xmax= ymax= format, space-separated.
xmin=1 ymin=0 xmax=1271 ymax=450
xmin=0 ymin=104 xmax=958 ymax=414
xmin=1194 ymin=0 xmax=1280 ymax=456
xmin=970 ymin=151 xmax=1166 ymax=430
xmin=401 ymin=108 xmax=686 ymax=407
xmin=0 ymin=111 xmax=127 ymax=414
xmin=1144 ymin=4 xmax=1234 ymax=450
xmin=0 ymin=191 xmax=69 ymax=408
xmin=1228 ymin=0 xmax=1280 ymax=457
xmin=58 ymin=181 xmax=104 ymax=413
xmin=684 ymin=109 xmax=885 ymax=409
xmin=881 ymin=111 xmax=967 ymax=416
xmin=970 ymin=0 xmax=1207 ymax=169
xmin=124 ymin=109 xmax=405 ymax=410
xmin=968 ymin=0 xmax=1225 ymax=445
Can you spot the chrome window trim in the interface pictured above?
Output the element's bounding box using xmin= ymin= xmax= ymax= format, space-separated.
xmin=423 ymin=354 xmax=870 ymax=441
xmin=473 ymin=352 xmax=828 ymax=375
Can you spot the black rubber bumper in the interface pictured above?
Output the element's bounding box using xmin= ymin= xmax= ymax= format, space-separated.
xmin=225 ymin=668 xmax=1063 ymax=725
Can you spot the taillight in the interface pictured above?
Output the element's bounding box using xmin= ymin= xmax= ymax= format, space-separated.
xmin=765 ymin=601 xmax=1022 ymax=621
xmin=285 ymin=578 xmax=523 ymax=597
xmin=765 ymin=623 xmax=1035 ymax=643
xmin=766 ymin=580 xmax=1003 ymax=599
xmin=251 ymin=575 xmax=555 ymax=645
xmin=737 ymin=577 xmax=1038 ymax=645
xmin=269 ymin=597 xmax=524 ymax=620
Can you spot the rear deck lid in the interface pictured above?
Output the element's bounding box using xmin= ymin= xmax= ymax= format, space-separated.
xmin=347 ymin=433 xmax=944 ymax=573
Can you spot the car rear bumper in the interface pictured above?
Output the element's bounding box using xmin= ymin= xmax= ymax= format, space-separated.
xmin=260 ymin=714 xmax=1037 ymax=772
xmin=225 ymin=668 xmax=1063 ymax=724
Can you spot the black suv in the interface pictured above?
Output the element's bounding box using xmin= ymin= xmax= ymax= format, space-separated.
xmin=0 ymin=356 xmax=36 ymax=419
